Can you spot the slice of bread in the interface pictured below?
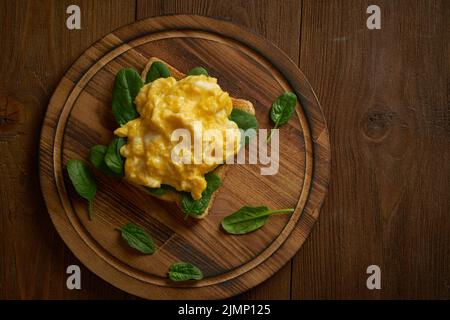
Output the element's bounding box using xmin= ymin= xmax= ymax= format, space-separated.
xmin=137 ymin=57 xmax=255 ymax=219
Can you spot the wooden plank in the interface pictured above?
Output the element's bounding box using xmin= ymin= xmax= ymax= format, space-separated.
xmin=135 ymin=0 xmax=302 ymax=300
xmin=292 ymin=0 xmax=450 ymax=299
xmin=136 ymin=0 xmax=301 ymax=61
xmin=0 ymin=0 xmax=135 ymax=299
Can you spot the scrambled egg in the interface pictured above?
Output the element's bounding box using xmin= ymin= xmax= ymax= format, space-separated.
xmin=114 ymin=75 xmax=241 ymax=200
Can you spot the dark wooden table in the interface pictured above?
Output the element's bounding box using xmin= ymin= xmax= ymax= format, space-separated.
xmin=1 ymin=0 xmax=449 ymax=299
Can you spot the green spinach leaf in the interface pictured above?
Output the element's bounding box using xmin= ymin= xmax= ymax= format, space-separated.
xmin=104 ymin=137 xmax=126 ymax=176
xmin=116 ymin=223 xmax=155 ymax=254
xmin=221 ymin=206 xmax=294 ymax=234
xmin=268 ymin=92 xmax=297 ymax=141
xmin=146 ymin=184 xmax=178 ymax=196
xmin=167 ymin=262 xmax=203 ymax=281
xmin=187 ymin=66 xmax=209 ymax=76
xmin=181 ymin=172 xmax=221 ymax=216
xmin=89 ymin=145 xmax=121 ymax=178
xmin=145 ymin=61 xmax=171 ymax=83
xmin=112 ymin=68 xmax=143 ymax=126
xmin=146 ymin=187 xmax=166 ymax=196
xmin=66 ymin=159 xmax=97 ymax=220
xmin=229 ymin=108 xmax=259 ymax=145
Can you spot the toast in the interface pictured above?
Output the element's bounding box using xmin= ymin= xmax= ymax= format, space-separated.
xmin=138 ymin=57 xmax=255 ymax=219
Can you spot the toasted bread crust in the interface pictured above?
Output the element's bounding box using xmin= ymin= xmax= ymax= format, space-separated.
xmin=138 ymin=57 xmax=255 ymax=219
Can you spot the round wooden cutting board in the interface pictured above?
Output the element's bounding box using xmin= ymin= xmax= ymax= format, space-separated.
xmin=39 ymin=15 xmax=330 ymax=299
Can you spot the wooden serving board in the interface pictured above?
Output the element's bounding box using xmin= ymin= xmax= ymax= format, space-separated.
xmin=39 ymin=15 xmax=330 ymax=299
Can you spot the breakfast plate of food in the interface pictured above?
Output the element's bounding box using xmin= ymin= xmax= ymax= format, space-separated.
xmin=39 ymin=15 xmax=330 ymax=299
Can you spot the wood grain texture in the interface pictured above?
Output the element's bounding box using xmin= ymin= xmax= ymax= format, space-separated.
xmin=135 ymin=0 xmax=302 ymax=301
xmin=0 ymin=0 xmax=135 ymax=299
xmin=2 ymin=0 xmax=450 ymax=300
xmin=39 ymin=15 xmax=329 ymax=299
xmin=292 ymin=0 xmax=450 ymax=299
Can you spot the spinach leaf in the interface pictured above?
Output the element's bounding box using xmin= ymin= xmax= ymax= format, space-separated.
xmin=66 ymin=159 xmax=97 ymax=220
xmin=167 ymin=262 xmax=203 ymax=281
xmin=230 ymin=108 xmax=258 ymax=131
xmin=270 ymin=92 xmax=297 ymax=126
xmin=104 ymin=137 xmax=126 ymax=176
xmin=221 ymin=206 xmax=294 ymax=235
xmin=116 ymin=223 xmax=155 ymax=254
xmin=145 ymin=61 xmax=171 ymax=83
xmin=146 ymin=184 xmax=178 ymax=196
xmin=187 ymin=66 xmax=209 ymax=76
xmin=89 ymin=145 xmax=121 ymax=178
xmin=181 ymin=172 xmax=221 ymax=216
xmin=229 ymin=108 xmax=259 ymax=145
xmin=112 ymin=68 xmax=143 ymax=126
xmin=146 ymin=187 xmax=166 ymax=196
xmin=268 ymin=92 xmax=297 ymax=141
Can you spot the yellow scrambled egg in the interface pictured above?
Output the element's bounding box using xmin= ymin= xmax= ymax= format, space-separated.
xmin=114 ymin=75 xmax=241 ymax=200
